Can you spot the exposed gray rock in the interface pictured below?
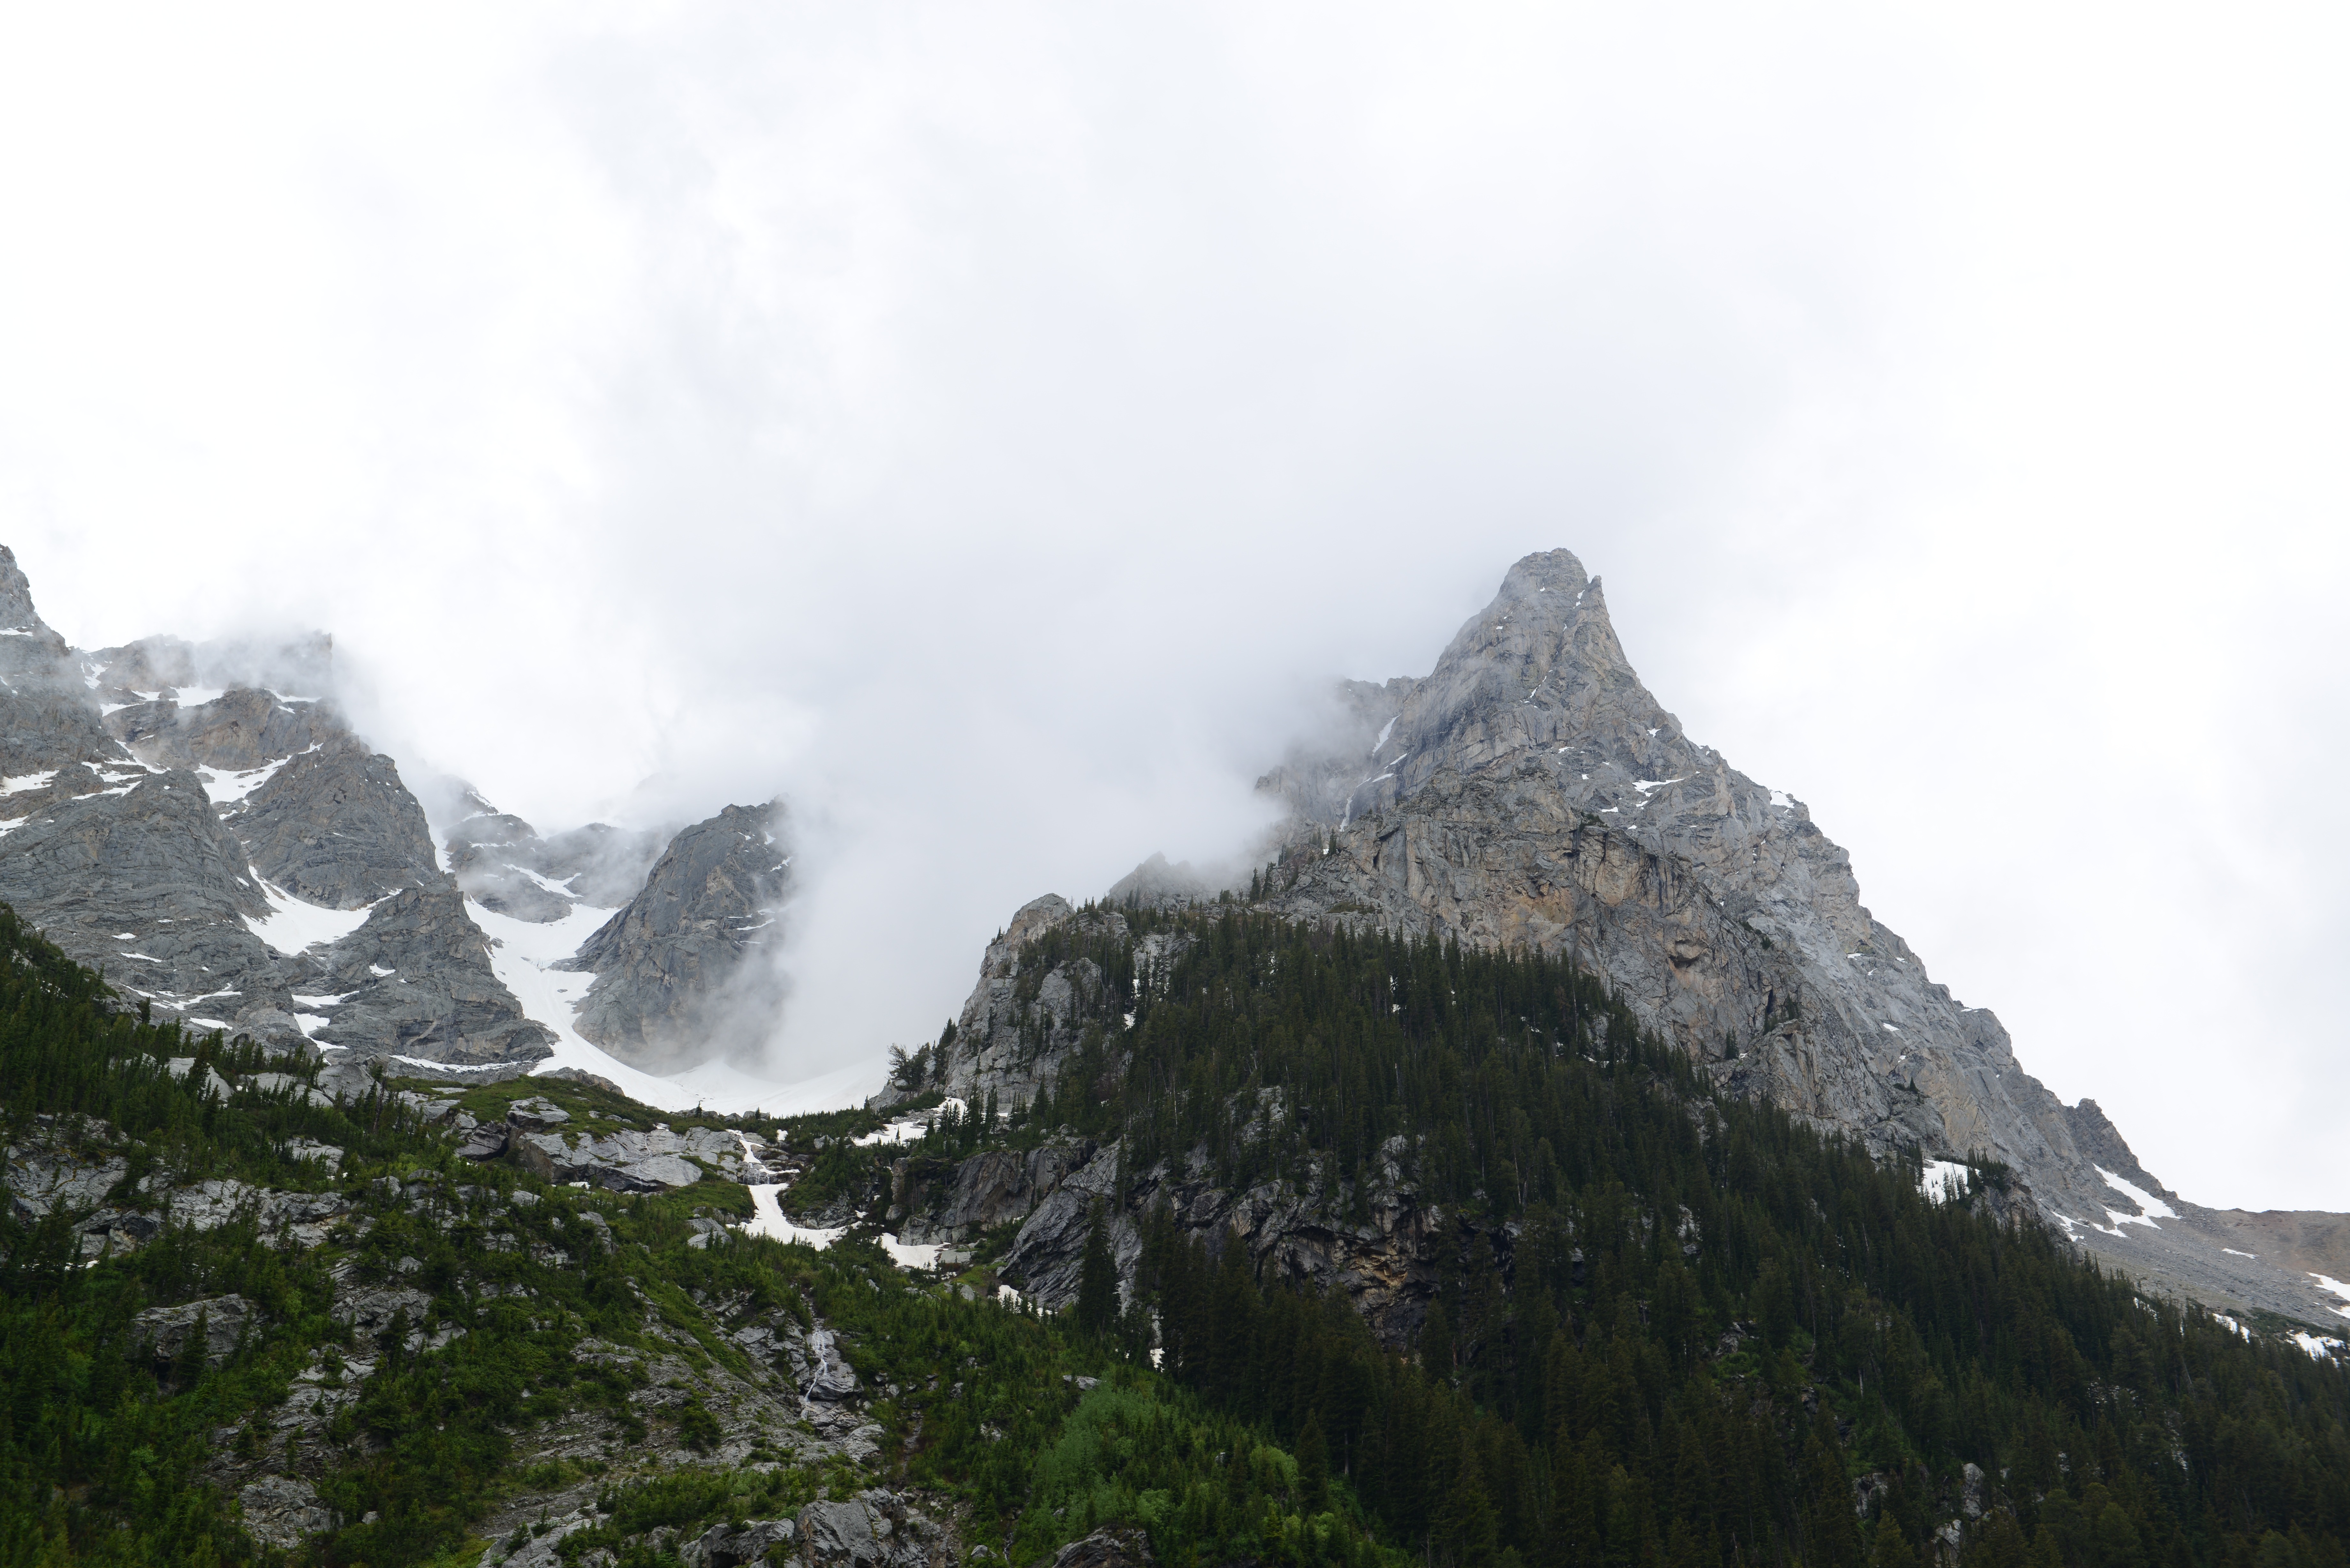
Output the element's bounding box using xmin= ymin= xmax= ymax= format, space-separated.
xmin=129 ymin=1294 xmax=255 ymax=1368
xmin=238 ymin=1474 xmax=338 ymax=1549
xmin=0 ymin=771 xmax=290 ymax=1027
xmin=332 ymin=1277 xmax=434 ymax=1342
xmin=800 ymin=1327 xmax=860 ymax=1402
xmin=506 ymin=1096 xmax=570 ymax=1130
xmin=3 ymin=1117 xmax=128 ymax=1224
xmin=0 ymin=545 xmax=129 ymax=776
xmin=509 ymin=1120 xmax=751 ymax=1192
xmin=477 ymin=1511 xmax=596 ymax=1568
xmin=943 ymin=550 xmax=2350 ymax=1329
xmin=681 ymin=1518 xmax=796 ymax=1568
xmin=458 ymin=1121 xmax=511 ymax=1161
xmin=792 ymin=1491 xmax=938 ymax=1568
xmin=84 ymin=630 xmax=335 ymax=708
xmin=115 ymin=687 xmax=337 ymax=773
xmin=1048 ymin=1529 xmax=1155 ymax=1568
xmin=165 ymin=1057 xmax=236 ymax=1100
xmin=447 ymin=812 xmax=666 ymax=924
xmin=894 ymin=1142 xmax=1100 ymax=1244
xmin=915 ymin=895 xmax=1120 ymax=1116
xmin=3 ymin=551 xmax=563 ymax=1073
xmin=566 ymin=803 xmax=789 ymax=1070
xmin=299 ymin=883 xmax=554 ymax=1066
xmin=228 ymin=737 xmax=443 ymax=909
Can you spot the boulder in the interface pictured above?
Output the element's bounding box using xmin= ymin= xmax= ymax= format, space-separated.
xmin=239 ymin=1474 xmax=337 ymax=1548
xmin=458 ymin=1121 xmax=509 ymax=1161
xmin=681 ymin=1518 xmax=795 ymax=1568
xmin=505 ymin=1097 xmax=570 ymax=1131
xmin=1049 ymin=1530 xmax=1156 ymax=1568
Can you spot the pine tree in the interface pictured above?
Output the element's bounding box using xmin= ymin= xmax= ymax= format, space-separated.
xmin=1297 ymin=1410 xmax=1331 ymax=1514
xmin=1422 ymin=1299 xmax=1455 ymax=1383
xmin=1077 ymin=1210 xmax=1118 ymax=1337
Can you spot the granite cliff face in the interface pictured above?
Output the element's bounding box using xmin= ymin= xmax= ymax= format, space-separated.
xmin=565 ymin=802 xmax=792 ymax=1070
xmin=917 ymin=550 xmax=2350 ymax=1333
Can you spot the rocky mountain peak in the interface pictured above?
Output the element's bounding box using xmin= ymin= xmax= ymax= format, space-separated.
xmin=0 ymin=544 xmax=48 ymax=635
xmin=1059 ymin=548 xmax=2350 ymax=1328
xmin=564 ymin=800 xmax=793 ymax=1069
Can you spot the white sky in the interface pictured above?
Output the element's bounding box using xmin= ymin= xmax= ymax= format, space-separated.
xmin=2 ymin=4 xmax=2343 ymax=1210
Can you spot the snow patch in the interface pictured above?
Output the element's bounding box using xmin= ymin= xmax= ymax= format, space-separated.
xmin=2213 ymin=1314 xmax=2252 ymax=1341
xmin=196 ymin=757 xmax=288 ymax=805
xmin=852 ymin=1098 xmax=966 ymax=1147
xmin=2310 ymin=1275 xmax=2350 ymax=1319
xmin=2 ymin=771 xmax=57 ymax=795
xmin=738 ymin=1181 xmax=845 ymax=1250
xmin=1372 ymin=717 xmax=1396 ymax=754
xmin=1920 ymin=1160 xmax=1971 ymax=1203
xmin=2290 ymin=1330 xmax=2346 ymax=1360
xmin=168 ymin=686 xmax=226 ymax=707
xmin=2095 ymin=1167 xmax=2177 ymax=1222
xmin=244 ymin=883 xmax=374 ymax=955
xmin=2224 ymin=1248 xmax=2257 ymax=1259
xmin=467 ymin=896 xmax=879 ymax=1118
xmin=880 ymin=1234 xmax=943 ymax=1270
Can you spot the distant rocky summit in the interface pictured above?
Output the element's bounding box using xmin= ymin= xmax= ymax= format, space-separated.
xmin=565 ymin=801 xmax=792 ymax=1070
xmin=0 ymin=544 xmax=785 ymax=1084
xmin=915 ymin=549 xmax=2350 ymax=1330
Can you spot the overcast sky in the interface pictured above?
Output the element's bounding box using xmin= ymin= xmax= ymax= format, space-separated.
xmin=2 ymin=4 xmax=2343 ymax=1210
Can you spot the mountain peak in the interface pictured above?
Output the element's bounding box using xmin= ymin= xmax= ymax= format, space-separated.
xmin=0 ymin=544 xmax=44 ymax=634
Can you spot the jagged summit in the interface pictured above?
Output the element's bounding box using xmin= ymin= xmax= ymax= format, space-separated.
xmin=0 ymin=544 xmax=50 ymax=635
xmin=0 ymin=545 xmax=791 ymax=1092
xmin=1052 ymin=549 xmax=2350 ymax=1327
xmin=564 ymin=801 xmax=792 ymax=1071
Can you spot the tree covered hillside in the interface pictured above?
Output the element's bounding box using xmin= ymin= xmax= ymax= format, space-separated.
xmin=883 ymin=908 xmax=2350 ymax=1568
xmin=0 ymin=905 xmax=1391 ymax=1568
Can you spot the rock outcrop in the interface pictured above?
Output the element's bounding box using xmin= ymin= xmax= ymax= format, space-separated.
xmin=565 ymin=802 xmax=790 ymax=1069
xmin=294 ymin=884 xmax=555 ymax=1064
xmin=227 ymin=737 xmax=443 ymax=908
xmin=129 ymin=1294 xmax=256 ymax=1369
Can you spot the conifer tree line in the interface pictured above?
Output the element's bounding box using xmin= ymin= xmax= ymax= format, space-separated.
xmin=997 ymin=907 xmax=2350 ymax=1568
